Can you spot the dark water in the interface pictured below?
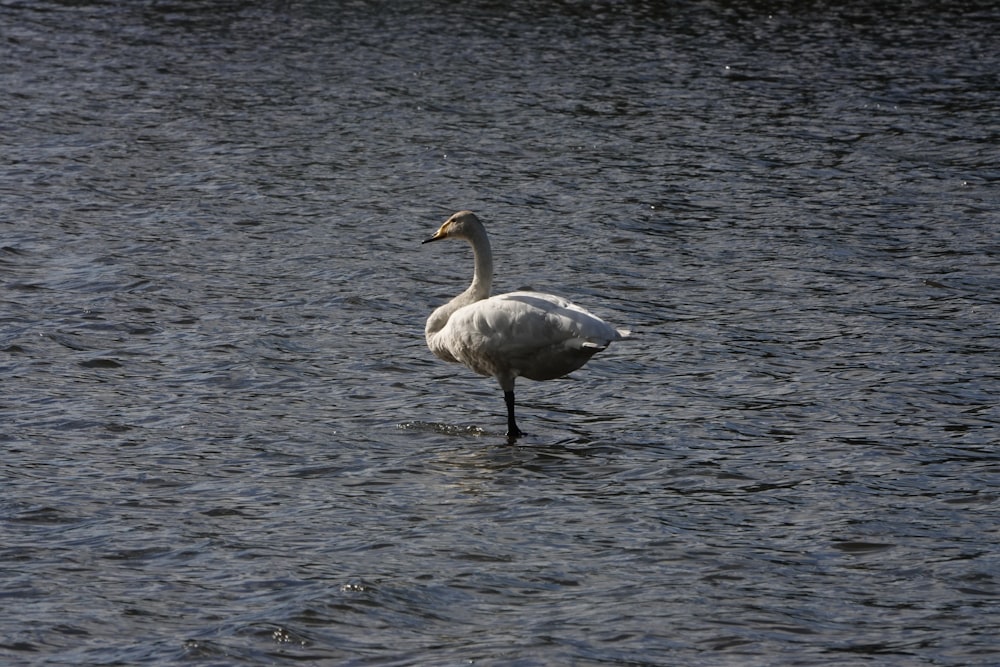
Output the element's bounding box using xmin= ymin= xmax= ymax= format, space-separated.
xmin=3 ymin=0 xmax=999 ymax=664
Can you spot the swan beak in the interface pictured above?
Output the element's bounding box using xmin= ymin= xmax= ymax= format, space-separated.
xmin=422 ymin=225 xmax=447 ymax=244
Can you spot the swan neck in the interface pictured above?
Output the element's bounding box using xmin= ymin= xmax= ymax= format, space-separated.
xmin=468 ymin=226 xmax=493 ymax=299
xmin=425 ymin=223 xmax=494 ymax=341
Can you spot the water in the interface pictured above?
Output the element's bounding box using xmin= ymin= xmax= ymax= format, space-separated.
xmin=2 ymin=0 xmax=998 ymax=664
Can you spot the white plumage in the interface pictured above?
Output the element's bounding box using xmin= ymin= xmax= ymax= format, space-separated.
xmin=422 ymin=210 xmax=630 ymax=438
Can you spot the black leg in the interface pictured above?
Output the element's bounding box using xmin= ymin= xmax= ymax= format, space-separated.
xmin=504 ymin=390 xmax=524 ymax=439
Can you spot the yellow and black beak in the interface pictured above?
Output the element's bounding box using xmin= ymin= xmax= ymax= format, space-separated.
xmin=422 ymin=224 xmax=448 ymax=244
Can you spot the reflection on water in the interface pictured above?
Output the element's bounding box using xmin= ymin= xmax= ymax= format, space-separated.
xmin=2 ymin=0 xmax=998 ymax=664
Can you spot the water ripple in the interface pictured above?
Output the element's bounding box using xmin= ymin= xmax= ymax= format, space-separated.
xmin=2 ymin=0 xmax=999 ymax=665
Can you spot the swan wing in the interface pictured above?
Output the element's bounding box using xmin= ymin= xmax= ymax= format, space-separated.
xmin=434 ymin=291 xmax=621 ymax=381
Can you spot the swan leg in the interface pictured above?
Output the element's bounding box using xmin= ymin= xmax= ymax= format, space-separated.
xmin=504 ymin=390 xmax=524 ymax=439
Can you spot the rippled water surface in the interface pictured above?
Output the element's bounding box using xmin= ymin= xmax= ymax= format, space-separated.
xmin=3 ymin=0 xmax=999 ymax=664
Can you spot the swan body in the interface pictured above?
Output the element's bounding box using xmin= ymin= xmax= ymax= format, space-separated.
xmin=422 ymin=210 xmax=629 ymax=438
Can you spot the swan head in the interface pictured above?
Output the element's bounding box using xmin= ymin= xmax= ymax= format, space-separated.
xmin=422 ymin=210 xmax=483 ymax=244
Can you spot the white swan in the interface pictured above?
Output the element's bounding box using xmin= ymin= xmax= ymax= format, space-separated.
xmin=422 ymin=210 xmax=630 ymax=438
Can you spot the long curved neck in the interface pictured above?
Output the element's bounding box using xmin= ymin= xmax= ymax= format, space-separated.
xmin=466 ymin=223 xmax=493 ymax=301
xmin=425 ymin=224 xmax=494 ymax=338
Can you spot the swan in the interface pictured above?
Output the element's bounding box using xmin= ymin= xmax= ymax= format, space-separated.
xmin=422 ymin=210 xmax=630 ymax=439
